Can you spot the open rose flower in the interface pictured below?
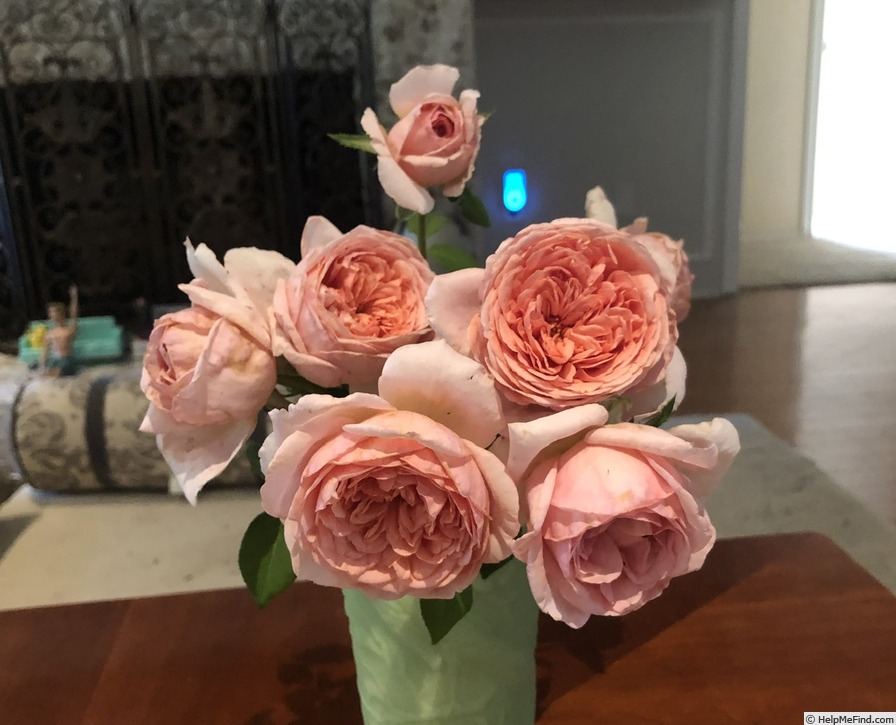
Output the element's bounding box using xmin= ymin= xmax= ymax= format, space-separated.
xmin=427 ymin=218 xmax=679 ymax=412
xmin=259 ymin=340 xmax=518 ymax=599
xmin=361 ymin=64 xmax=482 ymax=214
xmin=507 ymin=406 xmax=740 ymax=627
xmin=141 ymin=241 xmax=294 ymax=503
xmin=272 ymin=216 xmax=434 ymax=388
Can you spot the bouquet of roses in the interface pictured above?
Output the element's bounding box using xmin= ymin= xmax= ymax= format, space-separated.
xmin=141 ymin=64 xmax=739 ymax=644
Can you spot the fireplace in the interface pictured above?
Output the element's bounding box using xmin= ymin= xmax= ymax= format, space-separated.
xmin=0 ymin=0 xmax=381 ymax=337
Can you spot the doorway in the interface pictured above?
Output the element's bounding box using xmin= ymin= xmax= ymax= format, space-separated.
xmin=809 ymin=0 xmax=896 ymax=253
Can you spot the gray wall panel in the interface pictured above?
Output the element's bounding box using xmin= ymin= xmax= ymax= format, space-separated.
xmin=473 ymin=0 xmax=748 ymax=297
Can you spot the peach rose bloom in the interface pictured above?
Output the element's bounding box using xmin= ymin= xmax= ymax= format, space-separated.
xmin=141 ymin=241 xmax=293 ymax=503
xmin=623 ymin=218 xmax=694 ymax=321
xmin=272 ymin=216 xmax=434 ymax=388
xmin=142 ymin=307 xmax=274 ymax=425
xmin=361 ymin=64 xmax=482 ymax=214
xmin=141 ymin=307 xmax=276 ymax=504
xmin=506 ymin=406 xmax=740 ymax=627
xmin=427 ymin=218 xmax=678 ymax=411
xmin=259 ymin=340 xmax=519 ymax=599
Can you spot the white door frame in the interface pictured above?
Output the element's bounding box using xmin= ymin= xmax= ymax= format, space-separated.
xmin=800 ymin=0 xmax=825 ymax=237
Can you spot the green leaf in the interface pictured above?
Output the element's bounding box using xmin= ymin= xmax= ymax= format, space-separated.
xmin=239 ymin=513 xmax=296 ymax=607
xmin=453 ymin=187 xmax=491 ymax=228
xmin=406 ymin=212 xmax=448 ymax=239
xmin=428 ymin=243 xmax=480 ymax=272
xmin=480 ymin=557 xmax=511 ymax=580
xmin=603 ymin=396 xmax=632 ymax=424
xmin=644 ymin=396 xmax=676 ymax=428
xmin=479 ymin=109 xmax=495 ymax=123
xmin=245 ymin=440 xmax=263 ymax=482
xmin=327 ymin=133 xmax=375 ymax=154
xmin=420 ymin=586 xmax=474 ymax=644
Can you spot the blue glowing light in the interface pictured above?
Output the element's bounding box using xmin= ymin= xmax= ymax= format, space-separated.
xmin=502 ymin=169 xmax=527 ymax=213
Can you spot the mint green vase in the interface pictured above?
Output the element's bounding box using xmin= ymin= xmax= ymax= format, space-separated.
xmin=342 ymin=559 xmax=540 ymax=725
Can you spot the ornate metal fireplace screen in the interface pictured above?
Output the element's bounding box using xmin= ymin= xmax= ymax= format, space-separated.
xmin=0 ymin=0 xmax=380 ymax=336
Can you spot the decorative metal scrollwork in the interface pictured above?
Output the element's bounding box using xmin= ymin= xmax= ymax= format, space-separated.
xmin=0 ymin=0 xmax=378 ymax=329
xmin=277 ymin=0 xmax=366 ymax=73
xmin=0 ymin=0 xmax=127 ymax=85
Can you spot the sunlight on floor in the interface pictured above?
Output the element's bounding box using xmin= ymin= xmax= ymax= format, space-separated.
xmin=811 ymin=0 xmax=896 ymax=253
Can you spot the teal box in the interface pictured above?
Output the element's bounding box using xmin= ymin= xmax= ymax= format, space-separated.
xmin=18 ymin=316 xmax=126 ymax=367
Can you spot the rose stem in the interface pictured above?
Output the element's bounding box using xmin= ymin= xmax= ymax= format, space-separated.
xmin=417 ymin=212 xmax=428 ymax=260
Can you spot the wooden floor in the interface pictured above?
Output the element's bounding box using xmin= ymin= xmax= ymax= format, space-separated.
xmin=678 ymin=283 xmax=896 ymax=526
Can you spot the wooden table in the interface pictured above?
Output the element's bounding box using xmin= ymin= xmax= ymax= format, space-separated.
xmin=1 ymin=533 xmax=894 ymax=724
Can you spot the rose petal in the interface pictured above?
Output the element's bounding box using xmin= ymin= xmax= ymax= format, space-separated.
xmin=584 ymin=186 xmax=618 ymax=227
xmin=222 ymin=247 xmax=295 ymax=324
xmin=282 ymin=349 xmax=345 ymax=389
xmin=634 ymin=234 xmax=679 ymax=297
xmin=506 ymin=404 xmax=609 ymax=483
xmin=260 ymin=393 xmax=393 ymax=518
xmin=142 ymin=405 xmax=255 ymax=505
xmin=261 ymin=394 xmax=387 ymax=473
xmin=425 ymin=268 xmax=485 ymax=356
xmin=343 ymin=409 xmax=470 ymax=460
xmin=178 ymin=282 xmax=270 ymax=349
xmin=314 ymin=348 xmax=391 ymax=386
xmin=399 ymin=154 xmax=452 ymax=168
xmin=664 ymin=417 xmax=741 ymax=498
xmin=515 ymin=533 xmax=589 ymax=628
xmin=171 ymin=318 xmax=274 ymax=424
xmin=376 ymin=155 xmax=434 ymax=214
xmin=517 ymin=456 xmax=559 ymax=534
xmin=464 ymin=442 xmax=520 ymax=563
xmin=389 ymin=64 xmax=460 ymax=117
xmin=442 ymin=89 xmax=482 ymax=198
xmin=630 ymin=346 xmax=687 ymax=421
xmin=622 ymin=217 xmax=649 ymax=235
xmin=378 ymin=339 xmax=505 ymax=449
xmin=360 ymin=108 xmax=388 ymax=153
xmin=549 ymin=444 xmax=666 ymax=525
xmin=185 ymin=238 xmax=229 ymax=294
xmin=300 ymin=216 xmax=343 ymax=258
xmin=583 ymin=422 xmax=730 ymax=483
xmin=285 ymin=519 xmax=347 ymax=588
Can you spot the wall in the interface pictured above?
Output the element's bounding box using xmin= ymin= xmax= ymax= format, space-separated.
xmin=740 ymin=0 xmax=814 ymax=240
xmin=473 ymin=0 xmax=748 ymax=297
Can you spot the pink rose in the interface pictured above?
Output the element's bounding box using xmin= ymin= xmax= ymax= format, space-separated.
xmin=361 ymin=64 xmax=482 ymax=214
xmin=427 ymin=219 xmax=679 ymax=411
xmin=507 ymin=406 xmax=740 ymax=627
xmin=140 ymin=307 xmax=275 ymax=504
xmin=272 ymin=216 xmax=434 ymax=388
xmin=141 ymin=241 xmax=294 ymax=503
xmin=259 ymin=340 xmax=519 ymax=599
xmin=622 ymin=218 xmax=694 ymax=321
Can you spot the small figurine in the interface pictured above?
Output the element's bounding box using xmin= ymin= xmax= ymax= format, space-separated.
xmin=39 ymin=285 xmax=79 ymax=377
